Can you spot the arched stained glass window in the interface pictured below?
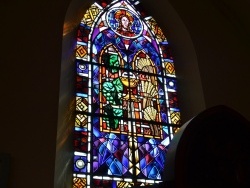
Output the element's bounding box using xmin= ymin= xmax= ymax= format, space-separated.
xmin=73 ymin=0 xmax=181 ymax=187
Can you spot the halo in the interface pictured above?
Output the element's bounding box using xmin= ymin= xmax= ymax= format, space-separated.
xmin=114 ymin=9 xmax=134 ymax=22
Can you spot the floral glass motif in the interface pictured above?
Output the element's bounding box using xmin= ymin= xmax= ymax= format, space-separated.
xmin=73 ymin=0 xmax=181 ymax=187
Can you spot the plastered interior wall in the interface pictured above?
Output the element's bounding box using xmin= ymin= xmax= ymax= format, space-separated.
xmin=0 ymin=0 xmax=249 ymax=187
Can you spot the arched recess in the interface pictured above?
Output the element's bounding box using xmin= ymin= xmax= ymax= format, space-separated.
xmin=55 ymin=0 xmax=205 ymax=188
xmin=141 ymin=0 xmax=205 ymax=121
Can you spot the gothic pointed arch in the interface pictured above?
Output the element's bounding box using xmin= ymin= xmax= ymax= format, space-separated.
xmin=73 ymin=0 xmax=181 ymax=187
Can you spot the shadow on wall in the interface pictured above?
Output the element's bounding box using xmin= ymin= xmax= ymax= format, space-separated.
xmin=0 ymin=153 xmax=11 ymax=188
xmin=133 ymin=105 xmax=250 ymax=188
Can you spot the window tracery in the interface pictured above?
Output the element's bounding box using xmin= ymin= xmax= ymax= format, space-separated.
xmin=73 ymin=0 xmax=181 ymax=187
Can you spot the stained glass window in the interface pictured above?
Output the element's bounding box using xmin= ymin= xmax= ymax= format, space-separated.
xmin=73 ymin=0 xmax=181 ymax=187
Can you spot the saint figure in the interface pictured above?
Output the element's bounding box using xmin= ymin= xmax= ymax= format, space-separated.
xmin=114 ymin=10 xmax=135 ymax=37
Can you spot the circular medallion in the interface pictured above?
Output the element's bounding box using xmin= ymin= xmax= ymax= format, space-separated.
xmin=106 ymin=8 xmax=143 ymax=39
xmin=76 ymin=159 xmax=85 ymax=169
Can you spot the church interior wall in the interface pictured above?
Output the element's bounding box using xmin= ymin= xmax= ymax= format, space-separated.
xmin=0 ymin=0 xmax=249 ymax=187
